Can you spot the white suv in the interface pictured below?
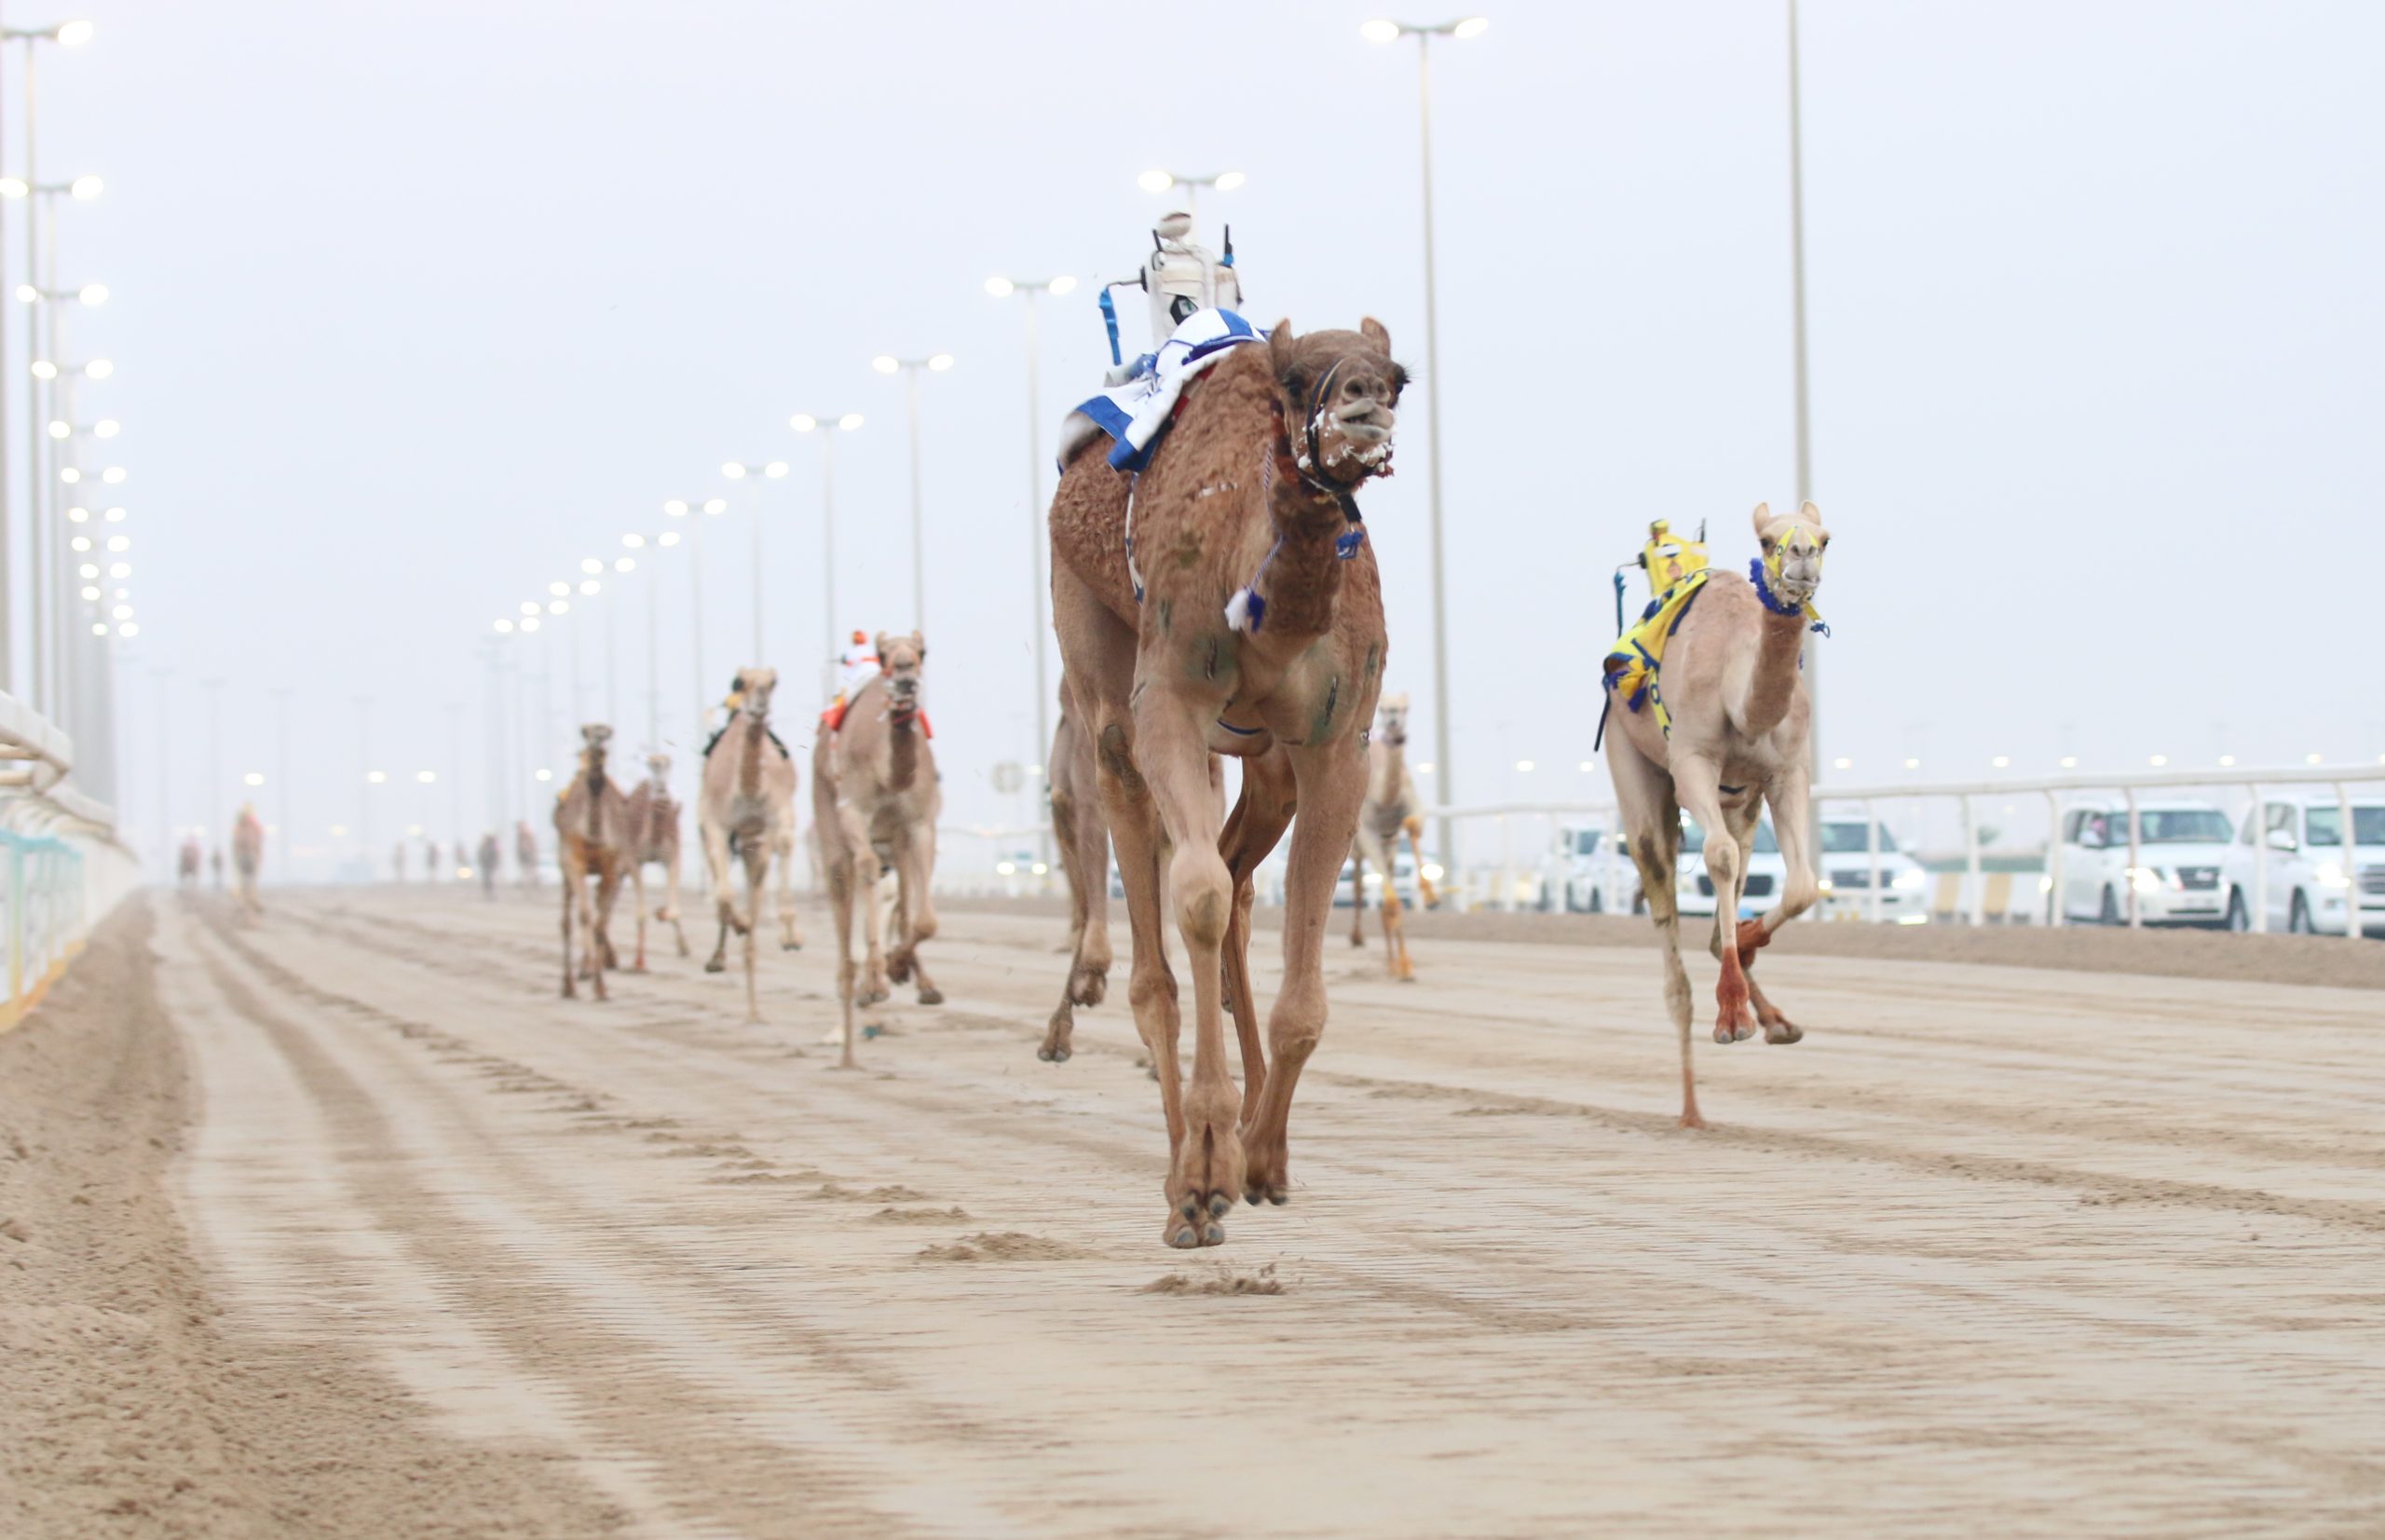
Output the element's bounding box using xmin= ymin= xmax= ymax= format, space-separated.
xmin=2228 ymin=796 xmax=2385 ymax=935
xmin=2056 ymin=799 xmax=2235 ymax=926
xmin=1676 ymin=814 xmax=1789 ymax=920
xmin=1814 ymin=816 xmax=1928 ymax=922
xmin=1537 ymin=822 xmax=1640 ymax=913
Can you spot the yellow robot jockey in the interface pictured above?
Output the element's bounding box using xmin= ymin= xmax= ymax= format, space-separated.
xmin=1597 ymin=520 xmax=1713 ymax=746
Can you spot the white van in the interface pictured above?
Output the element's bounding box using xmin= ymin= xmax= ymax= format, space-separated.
xmin=2057 ymin=799 xmax=2234 ymax=926
xmin=1812 ymin=817 xmax=1928 ymax=921
xmin=2228 ymin=796 xmax=2385 ymax=935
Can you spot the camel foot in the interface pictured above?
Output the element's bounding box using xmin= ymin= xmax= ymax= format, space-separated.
xmin=1713 ymin=994 xmax=1757 ymax=1044
xmin=1165 ymin=1103 xmax=1246 ymax=1247
xmin=917 ymin=987 xmax=944 ymax=1006
xmin=1679 ymin=1108 xmax=1709 ymax=1130
xmin=1069 ymin=967 xmax=1108 ymax=1009
xmin=1759 ymin=1006 xmax=1804 ymax=1046
xmin=1240 ymin=1131 xmax=1291 ymax=1206
xmin=782 ymin=941 xmax=802 ymax=952
xmin=703 ymin=958 xmax=727 ymax=974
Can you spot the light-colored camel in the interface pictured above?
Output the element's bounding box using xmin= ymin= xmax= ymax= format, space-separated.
xmin=231 ymin=804 xmax=266 ymax=923
xmin=1038 ymin=686 xmax=1113 ymax=1062
xmin=1605 ymin=501 xmax=1831 ymax=1128
xmin=554 ymin=725 xmax=630 ymax=1000
xmin=1049 ymin=317 xmax=1403 ymax=1247
xmin=1347 ymin=692 xmax=1437 ymax=981
xmin=622 ymin=752 xmax=689 ymax=969
xmin=699 ymin=667 xmax=796 ymax=1022
xmin=812 ymin=633 xmax=943 ymax=1068
xmin=515 ymin=820 xmax=539 ymax=889
xmin=476 ymin=833 xmax=499 ymax=898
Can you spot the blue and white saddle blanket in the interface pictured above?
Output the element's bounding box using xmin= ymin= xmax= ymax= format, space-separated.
xmin=1058 ymin=308 xmax=1266 ymax=472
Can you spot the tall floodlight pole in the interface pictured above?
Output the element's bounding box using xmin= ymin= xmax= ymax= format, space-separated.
xmin=664 ymin=495 xmax=728 ymax=745
xmin=871 ymin=352 xmax=955 ymax=630
xmin=984 ymin=272 xmax=1076 ymax=857
xmin=1362 ymin=15 xmax=1485 ymax=879
xmin=720 ymin=458 xmax=790 ymax=665
xmin=788 ymin=414 xmax=864 ymax=696
xmin=3 ymin=20 xmax=93 ymax=700
xmin=1134 ymin=167 xmax=1245 ymax=228
xmin=1786 ymin=0 xmax=1820 ymax=785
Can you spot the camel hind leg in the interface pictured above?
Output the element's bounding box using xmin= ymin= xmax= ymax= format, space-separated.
xmin=1403 ymin=815 xmax=1438 ymax=910
xmin=559 ymin=859 xmax=580 ymax=999
xmin=1737 ymin=763 xmax=1820 ymax=1044
xmin=631 ymin=860 xmax=649 ymax=973
xmin=590 ymin=858 xmax=622 ymax=1002
xmin=775 ymin=828 xmax=803 ymax=951
xmin=700 ymin=821 xmax=738 ymax=974
xmin=1347 ymin=849 xmax=1367 ymax=947
xmin=663 ymin=845 xmax=689 ymax=956
xmin=739 ymin=837 xmax=768 ymax=1023
xmin=1608 ymin=733 xmax=1701 ymax=1125
xmin=823 ymin=838 xmax=861 ymax=1069
xmin=891 ymin=824 xmax=943 ymax=1006
xmin=1220 ymin=748 xmax=1297 ymax=1123
xmin=1670 ymin=756 xmax=1756 ymax=1049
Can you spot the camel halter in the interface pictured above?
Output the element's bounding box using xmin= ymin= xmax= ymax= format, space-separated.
xmin=1224 ymin=361 xmax=1375 ymax=634
xmin=1749 ymin=525 xmax=1830 ymax=635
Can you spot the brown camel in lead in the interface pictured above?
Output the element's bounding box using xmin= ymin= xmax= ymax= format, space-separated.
xmin=698 ymin=667 xmax=795 ymax=1023
xmin=623 ymin=752 xmax=688 ymax=969
xmin=1050 ymin=317 xmax=1404 ymax=1247
xmin=812 ymin=633 xmax=943 ymax=1069
xmin=555 ymin=724 xmax=630 ymax=1001
xmin=1605 ymin=502 xmax=1832 ymax=1127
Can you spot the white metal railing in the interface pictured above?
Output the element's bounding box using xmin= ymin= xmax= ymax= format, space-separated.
xmin=0 ymin=690 xmax=132 ymax=1029
xmin=926 ymin=763 xmax=2385 ymax=936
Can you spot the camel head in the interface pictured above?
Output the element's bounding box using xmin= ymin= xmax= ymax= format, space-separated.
xmin=645 ymin=752 xmax=671 ymax=784
xmin=875 ymin=631 xmax=927 ymax=717
xmin=1266 ymin=318 xmax=1406 ymax=490
xmin=734 ymin=666 xmax=779 ymax=722
xmin=1751 ymin=500 xmax=1830 ymax=612
xmin=1377 ymin=692 xmax=1411 ymax=748
xmin=579 ymin=723 xmax=613 ymax=766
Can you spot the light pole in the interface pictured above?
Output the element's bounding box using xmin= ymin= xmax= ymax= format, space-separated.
xmin=1135 ymin=167 xmax=1245 ymax=226
xmin=788 ymin=414 xmax=864 ymax=696
xmin=983 ymin=271 xmax=1077 ymax=848
xmin=720 ymin=458 xmax=790 ymax=664
xmin=1785 ymin=0 xmax=1821 ymax=788
xmin=0 ymin=17 xmax=95 ymax=697
xmin=1362 ymin=13 xmax=1487 ymax=877
xmin=14 ymin=274 xmax=105 ymax=713
xmin=619 ymin=529 xmax=675 ymax=747
xmin=663 ymin=495 xmax=729 ymax=745
xmin=871 ymin=352 xmax=953 ymax=631
xmin=270 ymin=686 xmax=293 ymax=882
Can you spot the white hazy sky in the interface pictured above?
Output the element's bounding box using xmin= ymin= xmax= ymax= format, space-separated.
xmin=18 ymin=0 xmax=2382 ymax=872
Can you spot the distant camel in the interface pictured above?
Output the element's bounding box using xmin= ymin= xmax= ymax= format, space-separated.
xmin=1605 ymin=502 xmax=1832 ymax=1127
xmin=515 ymin=821 xmax=540 ymax=889
xmin=1348 ymin=692 xmax=1436 ymax=981
xmin=477 ymin=833 xmax=500 ymax=898
xmin=623 ymin=752 xmax=689 ymax=969
xmin=813 ymin=632 xmax=943 ymax=1068
xmin=231 ymin=805 xmax=266 ymax=923
xmin=554 ymin=726 xmax=629 ymax=1001
xmin=699 ymin=667 xmax=796 ymax=1022
xmin=177 ymin=838 xmax=200 ymax=888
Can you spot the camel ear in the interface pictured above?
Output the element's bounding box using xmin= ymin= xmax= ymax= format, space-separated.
xmin=909 ymin=631 xmax=926 ymax=661
xmin=1799 ymin=499 xmax=1821 ymax=521
xmin=1267 ymin=319 xmax=1298 ymax=382
xmin=1751 ymin=502 xmax=1772 ymax=539
xmin=1359 ymin=316 xmax=1391 ymax=355
xmin=874 ymin=631 xmax=893 ymax=662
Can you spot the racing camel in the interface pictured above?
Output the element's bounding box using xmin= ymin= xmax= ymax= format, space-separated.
xmin=1038 ymin=687 xmax=1113 ymax=1062
xmin=622 ymin=752 xmax=689 ymax=969
xmin=1050 ymin=316 xmax=1404 ymax=1247
xmin=230 ymin=804 xmax=266 ymax=923
xmin=1604 ymin=502 xmax=1832 ymax=1127
xmin=813 ymin=632 xmax=943 ymax=1067
xmin=698 ymin=667 xmax=796 ymax=1022
xmin=554 ymin=724 xmax=630 ymax=1001
xmin=1348 ymin=691 xmax=1436 ymax=980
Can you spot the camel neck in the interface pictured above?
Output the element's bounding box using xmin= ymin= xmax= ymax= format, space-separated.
xmin=1742 ymin=607 xmax=1808 ymax=739
xmin=1250 ymin=444 xmax=1360 ymax=640
xmin=887 ymin=709 xmax=920 ymax=792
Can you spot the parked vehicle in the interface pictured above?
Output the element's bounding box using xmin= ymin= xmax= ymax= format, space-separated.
xmin=1536 ymin=822 xmax=1640 ymax=913
xmin=2056 ymin=799 xmax=2234 ymax=926
xmin=2228 ymin=796 xmax=2385 ymax=935
xmin=1815 ymin=817 xmax=1929 ymax=921
xmin=1675 ymin=814 xmax=1787 ymax=920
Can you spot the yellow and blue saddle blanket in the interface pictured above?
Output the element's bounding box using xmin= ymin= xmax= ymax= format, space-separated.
xmin=1601 ymin=570 xmax=1710 ymax=740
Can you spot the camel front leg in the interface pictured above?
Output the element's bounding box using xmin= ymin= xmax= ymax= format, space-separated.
xmin=775 ymin=831 xmax=803 ymax=951
xmin=1347 ymin=848 xmax=1367 ymax=947
xmin=1355 ymin=824 xmax=1409 ymax=981
xmin=823 ymin=837 xmax=861 ymax=1069
xmin=1404 ymin=815 xmax=1438 ymax=909
xmin=1607 ymin=737 xmax=1700 ymax=1124
xmin=1739 ymin=767 xmax=1821 ymax=1045
xmin=559 ymin=863 xmax=579 ymax=999
xmin=1673 ymin=757 xmax=1756 ymax=1046
xmin=1220 ymin=748 xmax=1297 ymax=1122
xmin=591 ymin=860 xmax=622 ymax=1002
xmin=664 ymin=846 xmax=689 ymax=956
xmin=700 ymin=821 xmax=739 ymax=974
xmin=892 ymin=827 xmax=944 ymax=1006
xmin=631 ymin=861 xmax=649 ymax=972
xmin=1240 ymin=737 xmax=1368 ymax=1206
xmin=1042 ymin=764 xmax=1114 ymax=1062
xmin=1128 ymin=692 xmax=1246 ymax=1246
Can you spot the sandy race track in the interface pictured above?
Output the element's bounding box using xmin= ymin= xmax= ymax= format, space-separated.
xmin=7 ymin=885 xmax=2384 ymax=1538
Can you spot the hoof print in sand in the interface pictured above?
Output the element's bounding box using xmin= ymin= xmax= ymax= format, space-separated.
xmin=916 ymin=1233 xmax=1086 ymax=1262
